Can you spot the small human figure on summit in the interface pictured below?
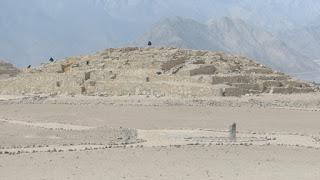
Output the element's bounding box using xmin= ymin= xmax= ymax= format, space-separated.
xmin=49 ymin=57 xmax=54 ymax=62
xmin=148 ymin=41 xmax=152 ymax=47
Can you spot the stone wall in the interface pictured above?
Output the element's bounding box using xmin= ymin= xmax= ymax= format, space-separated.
xmin=212 ymin=75 xmax=253 ymax=84
xmin=161 ymin=57 xmax=186 ymax=72
xmin=189 ymin=65 xmax=217 ymax=76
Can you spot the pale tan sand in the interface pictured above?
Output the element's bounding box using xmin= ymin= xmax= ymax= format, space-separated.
xmin=1 ymin=47 xmax=320 ymax=179
xmin=0 ymin=97 xmax=320 ymax=179
xmin=1 ymin=102 xmax=320 ymax=134
xmin=2 ymin=128 xmax=318 ymax=155
xmin=0 ymin=146 xmax=320 ymax=180
xmin=137 ymin=129 xmax=320 ymax=148
xmin=0 ymin=118 xmax=95 ymax=130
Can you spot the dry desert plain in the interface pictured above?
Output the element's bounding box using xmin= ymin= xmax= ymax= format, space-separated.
xmin=0 ymin=94 xmax=320 ymax=180
xmin=1 ymin=48 xmax=320 ymax=179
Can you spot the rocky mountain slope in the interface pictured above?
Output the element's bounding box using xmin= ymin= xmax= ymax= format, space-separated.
xmin=0 ymin=48 xmax=317 ymax=97
xmin=98 ymin=0 xmax=320 ymax=31
xmin=132 ymin=17 xmax=320 ymax=82
xmin=2 ymin=0 xmax=320 ymax=69
xmin=279 ymin=16 xmax=320 ymax=61
xmin=0 ymin=60 xmax=20 ymax=78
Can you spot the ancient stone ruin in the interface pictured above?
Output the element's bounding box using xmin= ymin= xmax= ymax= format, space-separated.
xmin=0 ymin=48 xmax=317 ymax=97
xmin=0 ymin=60 xmax=20 ymax=78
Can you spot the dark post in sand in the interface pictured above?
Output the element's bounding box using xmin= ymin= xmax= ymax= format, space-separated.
xmin=229 ymin=123 xmax=237 ymax=141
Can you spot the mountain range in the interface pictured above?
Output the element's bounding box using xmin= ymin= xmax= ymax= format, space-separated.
xmin=279 ymin=16 xmax=320 ymax=60
xmin=98 ymin=0 xmax=320 ymax=30
xmin=0 ymin=0 xmax=136 ymax=66
xmin=132 ymin=17 xmax=320 ymax=81
xmin=1 ymin=0 xmax=320 ymax=81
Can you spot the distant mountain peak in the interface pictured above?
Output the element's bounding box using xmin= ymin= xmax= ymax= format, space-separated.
xmin=132 ymin=16 xmax=320 ymax=82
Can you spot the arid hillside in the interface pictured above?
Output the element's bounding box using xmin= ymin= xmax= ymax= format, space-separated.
xmin=0 ymin=47 xmax=317 ymax=97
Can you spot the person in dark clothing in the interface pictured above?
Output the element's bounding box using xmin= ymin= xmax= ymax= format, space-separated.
xmin=49 ymin=57 xmax=54 ymax=62
xmin=148 ymin=41 xmax=152 ymax=46
xmin=27 ymin=65 xmax=31 ymax=69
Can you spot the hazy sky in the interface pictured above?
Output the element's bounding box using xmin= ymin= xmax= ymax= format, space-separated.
xmin=1 ymin=0 xmax=320 ymax=66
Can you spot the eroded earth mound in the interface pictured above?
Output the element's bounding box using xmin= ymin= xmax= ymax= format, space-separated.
xmin=0 ymin=48 xmax=317 ymax=97
xmin=0 ymin=60 xmax=20 ymax=79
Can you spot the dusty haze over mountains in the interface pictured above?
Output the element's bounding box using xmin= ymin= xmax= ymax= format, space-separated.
xmin=132 ymin=17 xmax=320 ymax=81
xmin=1 ymin=0 xmax=320 ymax=81
xmin=2 ymin=2 xmax=320 ymax=179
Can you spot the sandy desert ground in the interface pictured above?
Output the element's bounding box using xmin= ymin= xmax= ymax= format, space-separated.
xmin=0 ymin=94 xmax=320 ymax=180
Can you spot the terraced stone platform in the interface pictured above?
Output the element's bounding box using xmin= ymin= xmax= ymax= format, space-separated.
xmin=0 ymin=48 xmax=317 ymax=97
